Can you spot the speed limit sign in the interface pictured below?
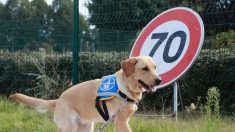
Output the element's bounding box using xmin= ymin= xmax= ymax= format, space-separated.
xmin=130 ymin=7 xmax=204 ymax=89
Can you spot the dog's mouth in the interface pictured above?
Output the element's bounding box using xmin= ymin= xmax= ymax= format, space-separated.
xmin=138 ymin=79 xmax=157 ymax=93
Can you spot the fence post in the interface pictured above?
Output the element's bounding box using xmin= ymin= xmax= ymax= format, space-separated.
xmin=72 ymin=0 xmax=79 ymax=85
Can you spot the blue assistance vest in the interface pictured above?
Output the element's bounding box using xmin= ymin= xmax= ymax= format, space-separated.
xmin=95 ymin=75 xmax=137 ymax=121
xmin=97 ymin=75 xmax=119 ymax=100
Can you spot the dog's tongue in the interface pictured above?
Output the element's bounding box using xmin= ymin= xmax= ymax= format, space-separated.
xmin=145 ymin=86 xmax=156 ymax=93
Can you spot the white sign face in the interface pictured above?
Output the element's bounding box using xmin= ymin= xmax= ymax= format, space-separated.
xmin=140 ymin=20 xmax=190 ymax=74
xmin=130 ymin=7 xmax=204 ymax=88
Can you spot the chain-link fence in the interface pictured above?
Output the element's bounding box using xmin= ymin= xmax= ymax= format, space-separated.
xmin=0 ymin=0 xmax=234 ymax=116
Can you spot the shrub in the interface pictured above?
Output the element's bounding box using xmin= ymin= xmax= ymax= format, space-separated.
xmin=0 ymin=48 xmax=234 ymax=113
xmin=0 ymin=51 xmax=128 ymax=99
xmin=201 ymin=87 xmax=221 ymax=132
xmin=179 ymin=48 xmax=235 ymax=114
xmin=0 ymin=51 xmax=72 ymax=98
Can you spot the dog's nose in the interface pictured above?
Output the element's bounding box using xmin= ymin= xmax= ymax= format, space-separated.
xmin=155 ymin=78 xmax=162 ymax=85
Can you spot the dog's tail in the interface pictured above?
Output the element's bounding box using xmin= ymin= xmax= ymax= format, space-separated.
xmin=10 ymin=93 xmax=57 ymax=113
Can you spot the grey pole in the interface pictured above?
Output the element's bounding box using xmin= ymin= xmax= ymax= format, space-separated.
xmin=173 ymin=82 xmax=178 ymax=121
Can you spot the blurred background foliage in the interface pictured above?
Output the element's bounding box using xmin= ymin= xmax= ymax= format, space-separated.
xmin=0 ymin=0 xmax=91 ymax=52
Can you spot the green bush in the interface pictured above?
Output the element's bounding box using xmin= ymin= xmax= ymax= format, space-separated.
xmin=0 ymin=49 xmax=234 ymax=113
xmin=0 ymin=51 xmax=128 ymax=99
xmin=78 ymin=52 xmax=129 ymax=82
xmin=205 ymin=30 xmax=235 ymax=49
xmin=201 ymin=87 xmax=221 ymax=132
xmin=178 ymin=48 xmax=235 ymax=114
xmin=0 ymin=51 xmax=72 ymax=98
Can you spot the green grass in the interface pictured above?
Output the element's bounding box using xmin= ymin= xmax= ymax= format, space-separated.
xmin=1 ymin=97 xmax=235 ymax=132
xmin=0 ymin=97 xmax=55 ymax=132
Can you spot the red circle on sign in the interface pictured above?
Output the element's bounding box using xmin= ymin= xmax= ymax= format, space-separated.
xmin=130 ymin=7 xmax=204 ymax=88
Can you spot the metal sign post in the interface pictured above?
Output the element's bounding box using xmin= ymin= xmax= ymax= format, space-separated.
xmin=173 ymin=82 xmax=178 ymax=121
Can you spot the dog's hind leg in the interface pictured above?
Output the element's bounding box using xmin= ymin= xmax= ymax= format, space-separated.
xmin=53 ymin=100 xmax=80 ymax=132
xmin=76 ymin=122 xmax=94 ymax=132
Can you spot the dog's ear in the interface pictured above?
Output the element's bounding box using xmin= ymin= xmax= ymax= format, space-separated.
xmin=121 ymin=57 xmax=138 ymax=77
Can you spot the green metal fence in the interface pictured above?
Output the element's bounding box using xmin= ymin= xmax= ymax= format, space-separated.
xmin=0 ymin=0 xmax=234 ymax=114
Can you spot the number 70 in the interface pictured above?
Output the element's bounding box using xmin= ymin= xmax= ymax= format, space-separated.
xmin=149 ymin=31 xmax=186 ymax=63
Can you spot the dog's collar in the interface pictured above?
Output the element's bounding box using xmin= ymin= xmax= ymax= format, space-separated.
xmin=116 ymin=72 xmax=140 ymax=103
xmin=118 ymin=90 xmax=138 ymax=103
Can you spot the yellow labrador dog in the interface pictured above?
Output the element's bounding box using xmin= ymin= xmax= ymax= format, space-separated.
xmin=11 ymin=56 xmax=161 ymax=132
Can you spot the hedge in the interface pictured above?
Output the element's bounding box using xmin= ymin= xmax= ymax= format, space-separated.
xmin=0 ymin=49 xmax=234 ymax=113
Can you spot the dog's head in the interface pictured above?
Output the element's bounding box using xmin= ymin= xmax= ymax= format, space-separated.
xmin=121 ymin=56 xmax=161 ymax=93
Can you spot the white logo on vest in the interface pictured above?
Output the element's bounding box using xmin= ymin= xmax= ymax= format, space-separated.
xmin=100 ymin=78 xmax=116 ymax=91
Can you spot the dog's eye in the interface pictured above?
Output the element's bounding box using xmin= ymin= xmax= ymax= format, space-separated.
xmin=142 ymin=67 xmax=149 ymax=71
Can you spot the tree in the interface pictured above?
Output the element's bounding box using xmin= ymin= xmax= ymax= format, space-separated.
xmin=30 ymin=0 xmax=51 ymax=50
xmin=88 ymin=0 xmax=175 ymax=30
xmin=49 ymin=0 xmax=92 ymax=52
xmin=31 ymin=0 xmax=49 ymax=18
xmin=200 ymin=0 xmax=235 ymax=34
xmin=3 ymin=0 xmax=36 ymax=51
xmin=79 ymin=14 xmax=94 ymax=52
xmin=0 ymin=0 xmax=92 ymax=52
xmin=0 ymin=2 xmax=3 ymax=17
xmin=87 ymin=0 xmax=174 ymax=51
xmin=49 ymin=0 xmax=73 ymax=52
xmin=0 ymin=2 xmax=5 ymax=48
xmin=87 ymin=0 xmax=235 ymax=51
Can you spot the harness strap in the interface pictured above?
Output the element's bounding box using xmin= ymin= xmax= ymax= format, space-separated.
xmin=95 ymin=97 xmax=109 ymax=121
xmin=118 ymin=91 xmax=136 ymax=103
xmin=96 ymin=91 xmax=138 ymax=121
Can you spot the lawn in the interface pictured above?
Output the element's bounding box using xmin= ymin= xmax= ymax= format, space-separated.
xmin=1 ymin=97 xmax=235 ymax=132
